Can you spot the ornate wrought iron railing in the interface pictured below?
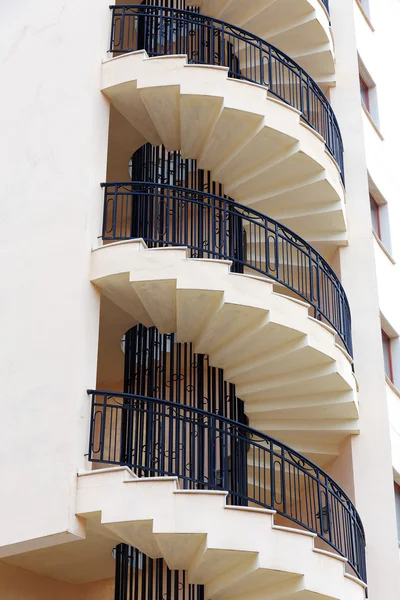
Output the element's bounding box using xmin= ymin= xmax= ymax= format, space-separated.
xmin=102 ymin=181 xmax=352 ymax=356
xmin=88 ymin=390 xmax=366 ymax=583
xmin=109 ymin=5 xmax=344 ymax=182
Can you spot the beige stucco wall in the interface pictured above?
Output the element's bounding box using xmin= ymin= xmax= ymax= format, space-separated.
xmin=356 ymin=0 xmax=400 ymax=450
xmin=355 ymin=0 xmax=400 ymax=569
xmin=0 ymin=0 xmax=112 ymax=554
xmin=0 ymin=561 xmax=114 ymax=600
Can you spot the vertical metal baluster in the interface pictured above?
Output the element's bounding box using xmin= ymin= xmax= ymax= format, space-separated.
xmin=115 ymin=7 xmax=124 ymax=53
xmin=88 ymin=392 xmax=96 ymax=462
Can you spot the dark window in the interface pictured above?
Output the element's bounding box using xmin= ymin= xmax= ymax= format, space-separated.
xmin=370 ymin=194 xmax=381 ymax=238
xmin=395 ymin=484 xmax=400 ymax=542
xmin=360 ymin=76 xmax=370 ymax=111
xmin=382 ymin=330 xmax=394 ymax=383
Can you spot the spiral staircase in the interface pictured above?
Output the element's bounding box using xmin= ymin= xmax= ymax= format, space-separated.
xmin=78 ymin=3 xmax=366 ymax=599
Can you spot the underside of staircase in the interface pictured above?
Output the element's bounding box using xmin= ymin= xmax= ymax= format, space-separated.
xmin=75 ymin=470 xmax=365 ymax=600
xmin=102 ymin=51 xmax=346 ymax=254
xmin=91 ymin=240 xmax=358 ymax=466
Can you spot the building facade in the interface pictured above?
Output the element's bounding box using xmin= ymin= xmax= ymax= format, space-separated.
xmin=0 ymin=0 xmax=399 ymax=598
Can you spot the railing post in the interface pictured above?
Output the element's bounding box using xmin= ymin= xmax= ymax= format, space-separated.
xmin=111 ymin=184 xmax=118 ymax=240
xmin=281 ymin=446 xmax=286 ymax=516
xmin=259 ymin=40 xmax=264 ymax=86
xmin=100 ymin=183 xmax=107 ymax=240
xmin=305 ymin=74 xmax=311 ymax=122
xmin=109 ymin=7 xmax=115 ymax=53
xmin=274 ymin=222 xmax=280 ymax=281
xmin=99 ymin=393 xmax=107 ymax=464
xmin=299 ymin=68 xmax=305 ymax=116
xmin=268 ymin=46 xmax=273 ymax=91
xmin=220 ymin=23 xmax=225 ymax=67
xmin=120 ymin=6 xmax=126 ymax=52
xmin=88 ymin=391 xmax=95 ymax=462
xmin=324 ymin=482 xmax=333 ymax=545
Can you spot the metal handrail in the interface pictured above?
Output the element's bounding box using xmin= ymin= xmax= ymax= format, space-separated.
xmin=109 ymin=5 xmax=344 ymax=182
xmin=88 ymin=390 xmax=366 ymax=583
xmin=321 ymin=0 xmax=330 ymax=13
xmin=101 ymin=181 xmax=353 ymax=356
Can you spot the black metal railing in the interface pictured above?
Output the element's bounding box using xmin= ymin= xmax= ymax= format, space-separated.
xmin=109 ymin=5 xmax=344 ymax=182
xmin=102 ymin=181 xmax=352 ymax=355
xmin=321 ymin=0 xmax=330 ymax=13
xmin=88 ymin=390 xmax=366 ymax=583
xmin=115 ymin=544 xmax=205 ymax=600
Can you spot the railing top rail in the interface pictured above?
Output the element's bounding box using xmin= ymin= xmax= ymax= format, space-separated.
xmin=88 ymin=389 xmax=366 ymax=581
xmin=109 ymin=5 xmax=343 ymax=180
xmin=102 ymin=180 xmax=339 ymax=282
xmin=88 ymin=390 xmax=352 ymax=503
xmin=102 ymin=181 xmax=352 ymax=355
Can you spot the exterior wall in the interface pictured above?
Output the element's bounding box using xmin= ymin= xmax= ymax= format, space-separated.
xmin=356 ymin=0 xmax=400 ymax=481
xmin=0 ymin=0 xmax=112 ymax=554
xmin=0 ymin=561 xmax=114 ymax=599
xmin=330 ymin=0 xmax=400 ymax=595
xmin=356 ymin=0 xmax=400 ymax=555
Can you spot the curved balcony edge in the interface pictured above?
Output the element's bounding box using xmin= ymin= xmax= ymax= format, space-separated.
xmin=101 ymin=181 xmax=353 ymax=356
xmin=87 ymin=389 xmax=366 ymax=583
xmin=109 ymin=5 xmax=344 ymax=183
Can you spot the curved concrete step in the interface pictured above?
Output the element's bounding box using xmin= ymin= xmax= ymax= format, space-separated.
xmin=76 ymin=471 xmax=365 ymax=600
xmin=195 ymin=0 xmax=335 ymax=88
xmin=91 ymin=240 xmax=358 ymax=464
xmin=102 ymin=51 xmax=346 ymax=251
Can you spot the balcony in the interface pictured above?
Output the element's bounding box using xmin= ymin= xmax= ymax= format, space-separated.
xmin=86 ymin=389 xmax=366 ymax=585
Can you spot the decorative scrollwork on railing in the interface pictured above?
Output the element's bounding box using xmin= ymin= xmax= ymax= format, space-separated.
xmin=109 ymin=5 xmax=343 ymax=182
xmin=88 ymin=390 xmax=366 ymax=583
xmin=101 ymin=181 xmax=353 ymax=356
